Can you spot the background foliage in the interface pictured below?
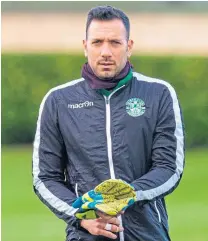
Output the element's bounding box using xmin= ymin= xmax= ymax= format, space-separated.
xmin=2 ymin=54 xmax=208 ymax=147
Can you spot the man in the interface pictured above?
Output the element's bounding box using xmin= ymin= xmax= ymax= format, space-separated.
xmin=32 ymin=5 xmax=185 ymax=241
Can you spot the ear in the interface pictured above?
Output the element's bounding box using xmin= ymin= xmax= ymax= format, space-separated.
xmin=83 ymin=39 xmax=88 ymax=57
xmin=127 ymin=39 xmax=134 ymax=58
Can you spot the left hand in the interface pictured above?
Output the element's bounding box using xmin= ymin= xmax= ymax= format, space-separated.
xmin=80 ymin=215 xmax=123 ymax=239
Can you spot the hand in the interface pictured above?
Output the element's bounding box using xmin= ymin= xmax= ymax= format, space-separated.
xmin=72 ymin=179 xmax=136 ymax=219
xmin=80 ymin=216 xmax=124 ymax=239
xmin=73 ymin=179 xmax=135 ymax=209
xmin=86 ymin=179 xmax=136 ymax=216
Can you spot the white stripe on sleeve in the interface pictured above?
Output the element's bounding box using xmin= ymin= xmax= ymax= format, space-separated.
xmin=32 ymin=78 xmax=84 ymax=216
xmin=133 ymin=72 xmax=184 ymax=201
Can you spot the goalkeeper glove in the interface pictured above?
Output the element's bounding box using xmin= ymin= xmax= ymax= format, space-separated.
xmin=72 ymin=179 xmax=136 ymax=219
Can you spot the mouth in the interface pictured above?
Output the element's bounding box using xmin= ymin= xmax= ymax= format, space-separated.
xmin=99 ymin=62 xmax=114 ymax=66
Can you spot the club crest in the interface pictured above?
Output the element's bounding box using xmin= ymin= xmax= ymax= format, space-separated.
xmin=126 ymin=98 xmax=146 ymax=117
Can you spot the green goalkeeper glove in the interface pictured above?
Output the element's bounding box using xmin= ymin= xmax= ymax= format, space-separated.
xmin=72 ymin=179 xmax=136 ymax=219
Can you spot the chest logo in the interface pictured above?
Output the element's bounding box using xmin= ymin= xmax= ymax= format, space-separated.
xmin=126 ymin=98 xmax=146 ymax=117
xmin=68 ymin=101 xmax=94 ymax=109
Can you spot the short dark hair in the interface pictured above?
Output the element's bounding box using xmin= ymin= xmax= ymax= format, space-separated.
xmin=86 ymin=6 xmax=130 ymax=40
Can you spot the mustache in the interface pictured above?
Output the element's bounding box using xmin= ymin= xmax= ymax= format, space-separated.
xmin=98 ymin=58 xmax=115 ymax=63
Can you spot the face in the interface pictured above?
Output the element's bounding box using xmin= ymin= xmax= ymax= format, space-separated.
xmin=83 ymin=19 xmax=134 ymax=79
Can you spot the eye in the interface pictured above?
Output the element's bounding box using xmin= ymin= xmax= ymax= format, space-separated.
xmin=111 ymin=40 xmax=121 ymax=45
xmin=92 ymin=40 xmax=101 ymax=44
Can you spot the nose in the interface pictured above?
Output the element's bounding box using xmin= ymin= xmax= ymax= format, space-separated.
xmin=100 ymin=43 xmax=112 ymax=58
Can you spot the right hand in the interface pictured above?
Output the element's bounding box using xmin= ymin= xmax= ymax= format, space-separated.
xmin=80 ymin=215 xmax=124 ymax=239
xmin=72 ymin=179 xmax=136 ymax=218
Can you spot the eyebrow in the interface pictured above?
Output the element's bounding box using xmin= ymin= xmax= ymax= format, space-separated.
xmin=91 ymin=38 xmax=122 ymax=42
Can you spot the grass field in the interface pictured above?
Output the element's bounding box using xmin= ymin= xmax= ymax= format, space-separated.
xmin=2 ymin=145 xmax=208 ymax=241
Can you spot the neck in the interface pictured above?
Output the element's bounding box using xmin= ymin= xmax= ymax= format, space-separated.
xmin=82 ymin=61 xmax=133 ymax=89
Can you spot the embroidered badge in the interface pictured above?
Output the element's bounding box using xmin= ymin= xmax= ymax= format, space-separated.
xmin=126 ymin=98 xmax=146 ymax=117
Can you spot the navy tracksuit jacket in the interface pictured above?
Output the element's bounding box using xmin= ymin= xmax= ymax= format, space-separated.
xmin=32 ymin=71 xmax=185 ymax=241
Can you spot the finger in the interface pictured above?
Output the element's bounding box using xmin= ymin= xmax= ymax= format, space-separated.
xmin=104 ymin=223 xmax=124 ymax=233
xmin=104 ymin=223 xmax=112 ymax=231
xmin=97 ymin=229 xmax=117 ymax=239
xmin=107 ymin=217 xmax=120 ymax=226
xmin=96 ymin=210 xmax=115 ymax=220
xmin=96 ymin=220 xmax=123 ymax=232
xmin=97 ymin=214 xmax=120 ymax=226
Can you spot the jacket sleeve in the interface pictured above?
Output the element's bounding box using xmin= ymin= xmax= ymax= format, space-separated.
xmin=32 ymin=90 xmax=79 ymax=226
xmin=131 ymin=84 xmax=185 ymax=202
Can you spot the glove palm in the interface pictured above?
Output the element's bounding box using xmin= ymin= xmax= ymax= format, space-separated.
xmin=72 ymin=179 xmax=136 ymax=219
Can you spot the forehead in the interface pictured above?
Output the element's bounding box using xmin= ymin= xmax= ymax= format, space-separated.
xmin=87 ymin=19 xmax=126 ymax=40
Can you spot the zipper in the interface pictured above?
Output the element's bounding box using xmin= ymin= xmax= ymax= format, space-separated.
xmin=154 ymin=200 xmax=161 ymax=223
xmin=75 ymin=183 xmax=79 ymax=198
xmin=104 ymin=85 xmax=125 ymax=241
xmin=104 ymin=96 xmax=115 ymax=179
xmin=74 ymin=183 xmax=81 ymax=240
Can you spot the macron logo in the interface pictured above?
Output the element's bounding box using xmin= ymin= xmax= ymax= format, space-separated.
xmin=68 ymin=101 xmax=94 ymax=109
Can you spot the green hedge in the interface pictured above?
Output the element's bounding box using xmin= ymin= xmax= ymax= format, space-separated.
xmin=2 ymin=54 xmax=208 ymax=147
